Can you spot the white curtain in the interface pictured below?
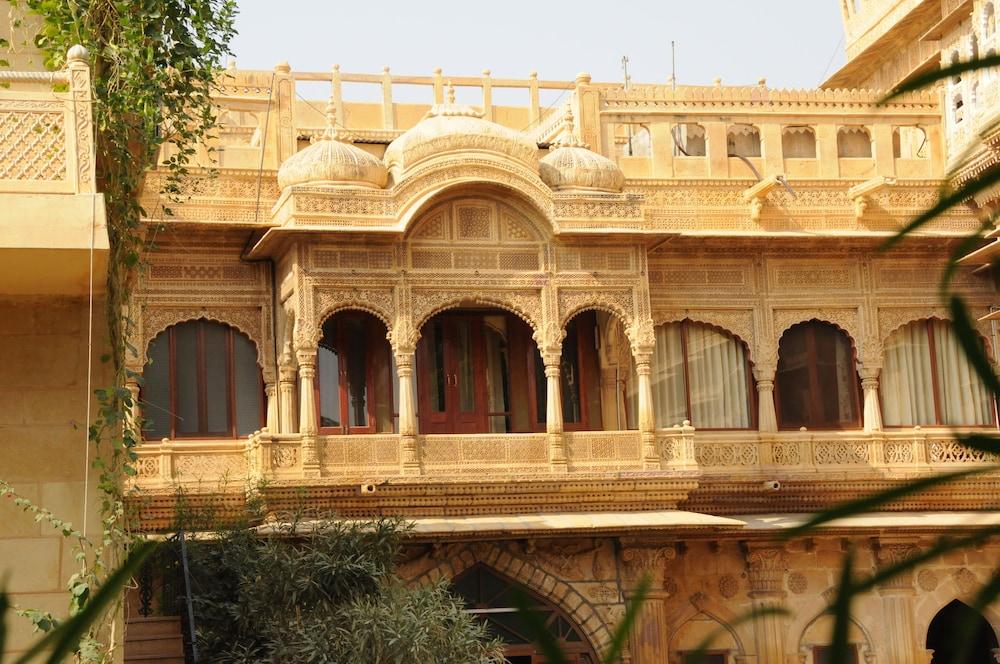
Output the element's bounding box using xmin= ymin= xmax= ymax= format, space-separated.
xmin=931 ymin=320 xmax=994 ymax=425
xmin=881 ymin=322 xmax=935 ymax=425
xmin=651 ymin=323 xmax=750 ymax=428
xmin=882 ymin=320 xmax=994 ymax=426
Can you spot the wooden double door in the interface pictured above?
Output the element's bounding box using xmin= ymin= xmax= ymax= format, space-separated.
xmin=417 ymin=313 xmax=489 ymax=434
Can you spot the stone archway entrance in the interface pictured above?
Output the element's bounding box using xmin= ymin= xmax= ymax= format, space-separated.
xmin=452 ymin=564 xmax=597 ymax=664
xmin=926 ymin=600 xmax=1000 ymax=663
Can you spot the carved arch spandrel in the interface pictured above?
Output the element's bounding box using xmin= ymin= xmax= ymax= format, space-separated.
xmin=772 ymin=308 xmax=863 ymax=361
xmin=310 ymin=288 xmax=395 ymax=345
xmin=558 ymin=288 xmax=635 ymax=331
xmin=410 ymin=289 xmax=543 ymax=333
xmin=137 ymin=305 xmax=272 ymax=379
xmin=392 ymin=159 xmax=556 ymax=234
xmin=653 ymin=310 xmax=757 ymax=362
xmin=407 ymin=542 xmax=613 ymax=656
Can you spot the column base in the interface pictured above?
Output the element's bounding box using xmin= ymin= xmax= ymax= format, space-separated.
xmin=401 ymin=435 xmax=422 ymax=475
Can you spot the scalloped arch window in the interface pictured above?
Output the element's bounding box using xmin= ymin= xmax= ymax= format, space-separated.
xmin=776 ymin=321 xmax=860 ymax=430
xmin=143 ymin=320 xmax=263 ymax=440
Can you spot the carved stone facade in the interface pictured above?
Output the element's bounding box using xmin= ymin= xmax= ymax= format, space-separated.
xmin=119 ymin=25 xmax=1000 ymax=663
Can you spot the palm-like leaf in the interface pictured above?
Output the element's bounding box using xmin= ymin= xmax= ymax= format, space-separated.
xmin=880 ymin=54 xmax=1000 ymax=102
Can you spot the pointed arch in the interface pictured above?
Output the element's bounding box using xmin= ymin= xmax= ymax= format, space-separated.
xmin=666 ymin=593 xmax=749 ymax=660
xmin=409 ymin=542 xmax=613 ymax=655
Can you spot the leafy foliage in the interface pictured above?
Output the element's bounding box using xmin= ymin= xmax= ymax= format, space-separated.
xmin=184 ymin=518 xmax=504 ymax=664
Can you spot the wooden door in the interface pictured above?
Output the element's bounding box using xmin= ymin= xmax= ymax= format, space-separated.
xmin=417 ymin=315 xmax=488 ymax=433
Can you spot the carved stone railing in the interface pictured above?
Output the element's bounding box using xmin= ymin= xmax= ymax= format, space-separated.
xmin=691 ymin=428 xmax=1000 ymax=474
xmin=0 ymin=48 xmax=95 ymax=195
xmin=132 ymin=426 xmax=997 ymax=489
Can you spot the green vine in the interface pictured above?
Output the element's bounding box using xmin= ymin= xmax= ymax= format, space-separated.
xmin=4 ymin=1 xmax=237 ymax=660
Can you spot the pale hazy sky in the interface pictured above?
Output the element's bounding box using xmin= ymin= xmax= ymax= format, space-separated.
xmin=232 ymin=1 xmax=846 ymax=94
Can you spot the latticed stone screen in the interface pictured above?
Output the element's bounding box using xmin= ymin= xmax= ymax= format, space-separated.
xmin=0 ymin=108 xmax=67 ymax=181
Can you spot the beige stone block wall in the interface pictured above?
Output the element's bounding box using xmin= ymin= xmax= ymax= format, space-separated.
xmin=0 ymin=297 xmax=108 ymax=657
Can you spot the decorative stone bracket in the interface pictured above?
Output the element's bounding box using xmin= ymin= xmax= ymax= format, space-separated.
xmin=848 ymin=176 xmax=896 ymax=220
xmin=742 ymin=175 xmax=786 ymax=222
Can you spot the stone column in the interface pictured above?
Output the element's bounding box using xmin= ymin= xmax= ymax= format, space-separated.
xmin=395 ymin=350 xmax=420 ymax=475
xmin=278 ymin=363 xmax=297 ymax=434
xmin=861 ymin=367 xmax=883 ymax=432
xmin=634 ymin=348 xmax=659 ymax=469
xmin=621 ymin=545 xmax=676 ymax=664
xmin=876 ymin=539 xmax=921 ymax=664
xmin=754 ymin=365 xmax=778 ymax=433
xmin=125 ymin=377 xmax=142 ymax=437
xmin=543 ymin=351 xmax=568 ymax=470
xmin=744 ymin=544 xmax=789 ymax=664
xmin=265 ymin=382 xmax=278 ymax=433
xmin=296 ymin=347 xmax=320 ymax=477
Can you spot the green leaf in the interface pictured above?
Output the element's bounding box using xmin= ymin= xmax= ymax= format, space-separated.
xmin=600 ymin=574 xmax=650 ymax=664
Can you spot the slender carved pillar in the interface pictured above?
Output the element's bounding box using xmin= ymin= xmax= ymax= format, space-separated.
xmin=876 ymin=539 xmax=921 ymax=664
xmin=265 ymin=382 xmax=278 ymax=432
xmin=296 ymin=348 xmax=320 ymax=477
xmin=543 ymin=351 xmax=568 ymax=470
xmin=278 ymin=363 xmax=297 ymax=434
xmin=634 ymin=350 xmax=659 ymax=469
xmin=861 ymin=367 xmax=883 ymax=432
xmin=125 ymin=377 xmax=141 ymax=435
xmin=744 ymin=544 xmax=789 ymax=664
xmin=395 ymin=350 xmax=420 ymax=475
xmin=754 ymin=365 xmax=778 ymax=433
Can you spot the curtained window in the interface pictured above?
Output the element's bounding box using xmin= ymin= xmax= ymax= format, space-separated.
xmin=142 ymin=320 xmax=263 ymax=440
xmin=318 ymin=311 xmax=396 ymax=434
xmin=881 ymin=319 xmax=995 ymax=426
xmin=776 ymin=321 xmax=860 ymax=429
xmin=651 ymin=321 xmax=753 ymax=429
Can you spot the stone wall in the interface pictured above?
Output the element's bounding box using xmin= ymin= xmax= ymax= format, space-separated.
xmin=0 ymin=296 xmax=107 ymax=656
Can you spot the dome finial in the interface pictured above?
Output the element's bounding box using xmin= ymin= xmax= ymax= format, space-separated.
xmin=554 ymin=105 xmax=587 ymax=149
xmin=324 ymin=96 xmax=337 ymax=134
xmin=446 ymin=80 xmax=456 ymax=105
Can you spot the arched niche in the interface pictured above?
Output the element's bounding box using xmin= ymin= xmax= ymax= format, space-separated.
xmin=796 ymin=613 xmax=873 ymax=663
xmin=925 ymin=599 xmax=1000 ymax=664
xmin=668 ymin=611 xmax=744 ymax=664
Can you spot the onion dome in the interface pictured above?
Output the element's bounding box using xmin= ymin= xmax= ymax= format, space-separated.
xmin=539 ymin=108 xmax=624 ymax=193
xmin=277 ymin=98 xmax=388 ymax=189
xmin=383 ymin=83 xmax=539 ymax=176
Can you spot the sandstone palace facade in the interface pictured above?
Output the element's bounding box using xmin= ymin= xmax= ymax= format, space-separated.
xmin=5 ymin=1 xmax=1000 ymax=663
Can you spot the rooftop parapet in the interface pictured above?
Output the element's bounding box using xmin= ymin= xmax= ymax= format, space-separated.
xmin=203 ymin=65 xmax=948 ymax=184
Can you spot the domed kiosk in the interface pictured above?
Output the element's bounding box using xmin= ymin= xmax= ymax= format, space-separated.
xmin=277 ymin=98 xmax=388 ymax=190
xmin=539 ymin=108 xmax=624 ymax=193
xmin=383 ymin=83 xmax=539 ymax=181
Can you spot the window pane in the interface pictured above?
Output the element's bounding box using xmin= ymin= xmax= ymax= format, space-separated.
xmin=484 ymin=316 xmax=510 ymax=430
xmin=428 ymin=320 xmax=447 ymax=413
xmin=776 ymin=326 xmax=813 ymax=428
xmin=143 ymin=334 xmax=171 ymax=439
xmin=777 ymin=323 xmax=859 ymax=428
xmin=318 ymin=340 xmax=341 ymax=429
xmin=456 ymin=319 xmax=476 ymax=413
xmin=686 ymin=324 xmax=751 ymax=428
xmin=174 ymin=323 xmax=200 ymax=434
xmin=534 ymin=348 xmax=547 ymax=425
xmin=931 ymin=320 xmax=994 ymax=425
xmin=881 ymin=322 xmax=935 ymax=425
xmin=233 ymin=333 xmax=262 ymax=436
xmin=561 ymin=320 xmax=582 ymax=424
xmin=343 ymin=316 xmax=369 ymax=428
xmin=652 ymin=324 xmax=688 ymax=427
xmin=203 ymin=322 xmax=230 ymax=434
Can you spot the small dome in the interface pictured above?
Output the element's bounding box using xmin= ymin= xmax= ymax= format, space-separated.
xmin=277 ymin=99 xmax=388 ymax=190
xmin=539 ymin=109 xmax=624 ymax=193
xmin=384 ymin=83 xmax=538 ymax=176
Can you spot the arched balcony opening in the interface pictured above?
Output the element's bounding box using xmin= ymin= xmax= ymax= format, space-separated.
xmin=553 ymin=310 xmax=608 ymax=432
xmin=316 ymin=310 xmax=396 ymax=434
xmin=672 ymin=123 xmax=706 ymax=157
xmin=782 ymin=126 xmax=817 ymax=159
xmin=416 ymin=308 xmax=540 ymax=434
xmin=142 ymin=319 xmax=264 ymax=440
xmin=893 ymin=126 xmax=928 ymax=159
xmin=649 ymin=320 xmax=755 ymax=430
xmin=727 ymin=124 xmax=761 ymax=158
xmin=776 ymin=320 xmax=861 ymax=430
xmin=881 ymin=319 xmax=996 ymax=427
xmin=837 ymin=126 xmax=873 ymax=158
xmin=615 ymin=123 xmax=652 ymax=157
xmin=926 ymin=600 xmax=999 ymax=663
xmin=452 ymin=564 xmax=597 ymax=664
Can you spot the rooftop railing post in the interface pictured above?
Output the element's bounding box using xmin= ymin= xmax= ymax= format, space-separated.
xmin=481 ymin=69 xmax=493 ymax=121
xmin=381 ymin=66 xmax=394 ymax=130
xmin=433 ymin=67 xmax=444 ymax=104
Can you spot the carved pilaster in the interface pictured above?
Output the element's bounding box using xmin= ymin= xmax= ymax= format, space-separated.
xmin=876 ymin=538 xmax=921 ymax=664
xmin=395 ymin=350 xmax=421 ymax=475
xmin=753 ymin=365 xmax=778 ymax=433
xmin=744 ymin=543 xmax=788 ymax=664
xmin=543 ymin=353 xmax=567 ymax=470
xmin=265 ymin=382 xmax=278 ymax=433
xmin=296 ymin=347 xmax=320 ymax=477
xmin=860 ymin=367 xmax=883 ymax=433
xmin=278 ymin=361 xmax=297 ymax=434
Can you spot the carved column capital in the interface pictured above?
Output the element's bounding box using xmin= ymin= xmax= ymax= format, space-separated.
xmin=875 ymin=538 xmax=920 ymax=593
xmin=744 ymin=544 xmax=788 ymax=597
xmin=620 ymin=544 xmax=676 ymax=584
xmin=295 ymin=347 xmax=318 ymax=370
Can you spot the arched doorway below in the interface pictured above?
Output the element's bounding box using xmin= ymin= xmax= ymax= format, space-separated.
xmin=926 ymin=600 xmax=1000 ymax=664
xmin=451 ymin=565 xmax=596 ymax=664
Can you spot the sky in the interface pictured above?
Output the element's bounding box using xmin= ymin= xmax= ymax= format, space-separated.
xmin=231 ymin=0 xmax=847 ymax=97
